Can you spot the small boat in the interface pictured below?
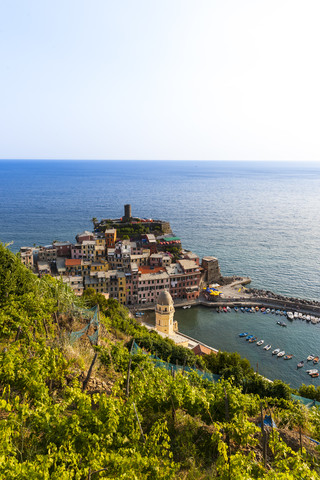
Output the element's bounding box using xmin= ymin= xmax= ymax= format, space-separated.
xmin=226 ymin=306 xmax=231 ymax=312
xmin=297 ymin=361 xmax=304 ymax=368
xmin=261 ymin=307 xmax=266 ymax=312
xmin=246 ymin=335 xmax=254 ymax=341
xmin=293 ymin=312 xmax=299 ymax=318
xmin=256 ymin=340 xmax=264 ymax=346
xmin=275 ymin=310 xmax=280 ymax=315
xmin=313 ymin=356 xmax=319 ymax=364
xmin=234 ymin=307 xmax=239 ymax=312
xmin=249 ymin=336 xmax=257 ymax=343
xmin=240 ymin=307 xmax=245 ymax=313
xmin=255 ymin=306 xmax=259 ymax=311
xmin=239 ymin=332 xmax=248 ymax=337
xmin=307 ymin=355 xmax=315 ymax=362
xmin=311 ymin=373 xmax=319 ymax=378
xmin=264 ymin=344 xmax=272 ymax=350
xmin=272 ymin=348 xmax=280 ymax=355
xmin=271 ymin=309 xmax=275 ymax=314
xmin=284 ymin=354 xmax=293 ymax=360
xmin=251 ymin=306 xmax=255 ymax=312
xmin=265 ymin=308 xmax=270 ymax=314
xmin=306 ymin=315 xmax=311 ymax=322
xmin=223 ymin=307 xmax=227 ymax=313
xmin=306 ymin=369 xmax=318 ymax=375
xmin=287 ymin=312 xmax=294 ymax=320
xmin=277 ymin=351 xmax=285 ymax=357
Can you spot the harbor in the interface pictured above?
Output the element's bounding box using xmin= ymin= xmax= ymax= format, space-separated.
xmin=170 ymin=305 xmax=320 ymax=390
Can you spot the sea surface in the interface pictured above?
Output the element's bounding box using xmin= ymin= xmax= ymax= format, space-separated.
xmin=1 ymin=160 xmax=319 ymax=387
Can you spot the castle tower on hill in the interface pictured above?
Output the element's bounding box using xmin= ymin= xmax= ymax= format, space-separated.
xmin=155 ymin=290 xmax=178 ymax=335
xmin=124 ymin=204 xmax=132 ymax=222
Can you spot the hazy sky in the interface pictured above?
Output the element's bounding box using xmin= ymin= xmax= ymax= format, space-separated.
xmin=1 ymin=1 xmax=320 ymax=161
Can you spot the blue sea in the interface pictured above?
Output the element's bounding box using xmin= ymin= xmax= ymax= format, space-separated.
xmin=1 ymin=160 xmax=320 ymax=388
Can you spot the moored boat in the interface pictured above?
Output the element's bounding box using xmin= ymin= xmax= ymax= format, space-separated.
xmin=256 ymin=340 xmax=264 ymax=346
xmin=249 ymin=336 xmax=257 ymax=343
xmin=287 ymin=312 xmax=294 ymax=320
xmin=265 ymin=308 xmax=270 ymax=314
xmin=234 ymin=306 xmax=239 ymax=312
xmin=272 ymin=348 xmax=280 ymax=355
xmin=239 ymin=332 xmax=248 ymax=337
xmin=297 ymin=361 xmax=304 ymax=368
xmin=255 ymin=306 xmax=259 ymax=311
xmin=264 ymin=344 xmax=272 ymax=350
xmin=284 ymin=354 xmax=293 ymax=360
xmin=311 ymin=373 xmax=319 ymax=378
xmin=246 ymin=335 xmax=254 ymax=341
xmin=313 ymin=356 xmax=319 ymax=364
xmin=277 ymin=351 xmax=285 ymax=357
xmin=306 ymin=369 xmax=318 ymax=375
xmin=307 ymin=355 xmax=315 ymax=361
xmin=261 ymin=307 xmax=266 ymax=312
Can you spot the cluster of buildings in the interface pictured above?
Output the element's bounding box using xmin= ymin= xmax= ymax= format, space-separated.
xmin=19 ymin=206 xmax=221 ymax=306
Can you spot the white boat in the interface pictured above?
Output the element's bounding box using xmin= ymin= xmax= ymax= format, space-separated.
xmin=307 ymin=355 xmax=315 ymax=361
xmin=264 ymin=344 xmax=272 ymax=350
xmin=293 ymin=312 xmax=299 ymax=318
xmin=307 ymin=369 xmax=318 ymax=375
xmin=287 ymin=312 xmax=294 ymax=320
xmin=298 ymin=313 xmax=303 ymax=319
xmin=265 ymin=308 xmax=270 ymax=314
xmin=272 ymin=348 xmax=280 ymax=355
xmin=256 ymin=340 xmax=264 ymax=346
xmin=277 ymin=351 xmax=285 ymax=357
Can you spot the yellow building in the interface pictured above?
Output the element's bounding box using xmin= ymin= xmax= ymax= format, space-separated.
xmin=117 ymin=272 xmax=126 ymax=305
xmin=90 ymin=261 xmax=109 ymax=273
xmin=155 ymin=290 xmax=178 ymax=335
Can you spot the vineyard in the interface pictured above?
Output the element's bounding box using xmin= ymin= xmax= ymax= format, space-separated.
xmin=1 ymin=242 xmax=320 ymax=479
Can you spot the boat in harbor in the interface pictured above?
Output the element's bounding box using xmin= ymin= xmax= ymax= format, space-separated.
xmin=249 ymin=336 xmax=257 ymax=343
xmin=272 ymin=348 xmax=280 ymax=355
xmin=261 ymin=307 xmax=266 ymax=312
xmin=307 ymin=355 xmax=315 ymax=361
xmin=297 ymin=361 xmax=304 ymax=368
xmin=277 ymin=351 xmax=285 ymax=357
xmin=264 ymin=344 xmax=272 ymax=350
xmin=239 ymin=332 xmax=248 ymax=337
xmin=271 ymin=309 xmax=275 ymax=314
xmin=256 ymin=340 xmax=264 ymax=346
xmin=276 ymin=321 xmax=287 ymax=327
xmin=287 ymin=312 xmax=294 ymax=320
xmin=240 ymin=307 xmax=245 ymax=313
xmin=306 ymin=369 xmax=318 ymax=375
xmin=284 ymin=354 xmax=293 ymax=360
xmin=234 ymin=306 xmax=239 ymax=312
xmin=265 ymin=308 xmax=270 ymax=314
xmin=311 ymin=373 xmax=319 ymax=378
xmin=255 ymin=306 xmax=259 ymax=311
xmin=313 ymin=356 xmax=319 ymax=364
xmin=246 ymin=335 xmax=254 ymax=341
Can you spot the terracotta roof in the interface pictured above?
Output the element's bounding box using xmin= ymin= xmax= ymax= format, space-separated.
xmin=192 ymin=344 xmax=213 ymax=356
xmin=139 ymin=266 xmax=165 ymax=274
xmin=65 ymin=259 xmax=81 ymax=266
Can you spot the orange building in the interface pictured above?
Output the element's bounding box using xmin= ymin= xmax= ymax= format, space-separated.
xmin=105 ymin=229 xmax=117 ymax=248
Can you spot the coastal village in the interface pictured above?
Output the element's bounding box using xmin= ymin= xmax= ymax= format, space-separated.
xmin=19 ymin=204 xmax=228 ymax=307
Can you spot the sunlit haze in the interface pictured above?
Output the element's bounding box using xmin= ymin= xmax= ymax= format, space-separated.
xmin=1 ymin=1 xmax=320 ymax=160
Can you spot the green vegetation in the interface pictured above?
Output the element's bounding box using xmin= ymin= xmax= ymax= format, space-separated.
xmin=1 ymin=242 xmax=320 ymax=478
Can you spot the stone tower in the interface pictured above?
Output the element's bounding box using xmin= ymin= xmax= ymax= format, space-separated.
xmin=124 ymin=204 xmax=132 ymax=222
xmin=155 ymin=290 xmax=177 ymax=335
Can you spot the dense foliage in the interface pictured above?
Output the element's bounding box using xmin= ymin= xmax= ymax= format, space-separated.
xmin=1 ymin=242 xmax=320 ymax=479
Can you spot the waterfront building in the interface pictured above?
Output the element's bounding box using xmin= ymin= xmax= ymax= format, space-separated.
xmin=19 ymin=247 xmax=34 ymax=269
xmin=201 ymin=256 xmax=222 ymax=284
xmin=105 ymin=229 xmax=117 ymax=248
xmin=63 ymin=275 xmax=84 ymax=295
xmin=65 ymin=258 xmax=82 ymax=276
xmin=76 ymin=231 xmax=95 ymax=243
xmin=150 ymin=253 xmax=172 ymax=267
xmin=166 ymin=259 xmax=201 ymax=300
xmin=38 ymin=245 xmax=57 ymax=263
xmin=155 ymin=290 xmax=177 ymax=335
xmin=137 ymin=270 xmax=170 ymax=304
xmin=53 ymin=241 xmax=72 ymax=257
xmin=37 ymin=261 xmax=51 ymax=276
xmin=117 ymin=271 xmax=126 ymax=304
